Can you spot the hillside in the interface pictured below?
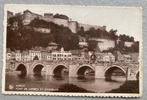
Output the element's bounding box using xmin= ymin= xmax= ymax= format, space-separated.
xmin=7 ymin=11 xmax=139 ymax=53
xmin=7 ymin=17 xmax=79 ymax=51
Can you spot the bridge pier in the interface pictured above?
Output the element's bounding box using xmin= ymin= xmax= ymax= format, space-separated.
xmin=127 ymin=68 xmax=138 ymax=81
xmin=95 ymin=65 xmax=105 ymax=79
xmin=69 ymin=64 xmax=78 ymax=77
xmin=45 ymin=65 xmax=54 ymax=76
xmin=26 ymin=63 xmax=32 ymax=76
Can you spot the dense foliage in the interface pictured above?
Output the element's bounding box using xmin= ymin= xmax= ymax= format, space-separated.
xmin=7 ymin=17 xmax=79 ymax=51
xmin=77 ymin=27 xmax=118 ymax=40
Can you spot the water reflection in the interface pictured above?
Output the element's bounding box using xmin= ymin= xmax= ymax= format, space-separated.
xmin=53 ymin=75 xmax=66 ymax=80
xmin=5 ymin=73 xmax=126 ymax=92
xmin=18 ymin=74 xmax=26 ymax=79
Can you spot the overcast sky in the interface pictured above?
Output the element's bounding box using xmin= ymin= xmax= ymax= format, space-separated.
xmin=5 ymin=4 xmax=142 ymax=41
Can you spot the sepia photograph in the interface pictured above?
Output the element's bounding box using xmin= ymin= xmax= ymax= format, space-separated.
xmin=2 ymin=4 xmax=142 ymax=97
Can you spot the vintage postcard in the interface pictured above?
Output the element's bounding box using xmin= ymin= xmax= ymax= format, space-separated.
xmin=2 ymin=4 xmax=143 ymax=97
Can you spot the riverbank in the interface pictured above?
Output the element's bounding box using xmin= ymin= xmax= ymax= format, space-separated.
xmin=5 ymin=81 xmax=139 ymax=93
xmin=107 ymin=81 xmax=139 ymax=93
xmin=56 ymin=81 xmax=139 ymax=93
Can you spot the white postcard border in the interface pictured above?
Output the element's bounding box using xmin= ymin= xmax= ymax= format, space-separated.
xmin=2 ymin=4 xmax=143 ymax=97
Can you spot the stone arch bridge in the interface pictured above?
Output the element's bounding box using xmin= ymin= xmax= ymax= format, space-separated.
xmin=11 ymin=60 xmax=139 ymax=80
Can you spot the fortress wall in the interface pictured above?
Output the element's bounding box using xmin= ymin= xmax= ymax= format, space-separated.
xmin=53 ymin=18 xmax=78 ymax=33
xmin=53 ymin=18 xmax=69 ymax=27
xmin=40 ymin=16 xmax=54 ymax=22
xmin=124 ymin=41 xmax=133 ymax=47
xmin=68 ymin=21 xmax=78 ymax=33
xmin=79 ymin=23 xmax=102 ymax=31
xmin=21 ymin=11 xmax=78 ymax=33
xmin=22 ymin=12 xmax=39 ymax=25
xmin=97 ymin=39 xmax=115 ymax=51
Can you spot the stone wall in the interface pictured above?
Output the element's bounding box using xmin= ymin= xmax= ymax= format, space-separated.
xmin=89 ymin=38 xmax=115 ymax=51
xmin=79 ymin=23 xmax=104 ymax=31
xmin=22 ymin=10 xmax=78 ymax=33
xmin=97 ymin=39 xmax=115 ymax=51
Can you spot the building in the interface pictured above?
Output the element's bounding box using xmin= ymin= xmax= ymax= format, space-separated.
xmin=124 ymin=41 xmax=134 ymax=47
xmin=70 ymin=49 xmax=86 ymax=61
xmin=41 ymin=13 xmax=54 ymax=22
xmin=73 ymin=55 xmax=85 ymax=61
xmin=15 ymin=50 xmax=22 ymax=61
xmin=70 ymin=50 xmax=81 ymax=56
xmin=71 ymin=50 xmax=80 ymax=60
xmin=46 ymin=42 xmax=59 ymax=51
xmin=41 ymin=51 xmax=47 ymax=61
xmin=29 ymin=50 xmax=42 ymax=61
xmin=46 ymin=53 xmax=53 ymax=61
xmin=33 ymin=27 xmax=51 ymax=34
xmin=52 ymin=52 xmax=72 ymax=61
xmin=8 ymin=10 xmax=110 ymax=34
xmin=21 ymin=51 xmax=30 ymax=61
xmin=79 ymin=36 xmax=88 ymax=48
xmin=51 ymin=47 xmax=72 ymax=61
xmin=40 ymin=51 xmax=53 ymax=61
xmin=21 ymin=10 xmax=78 ymax=33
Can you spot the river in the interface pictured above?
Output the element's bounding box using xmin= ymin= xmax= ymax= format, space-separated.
xmin=5 ymin=72 xmax=126 ymax=93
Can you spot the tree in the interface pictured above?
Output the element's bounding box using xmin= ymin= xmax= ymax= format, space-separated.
xmin=69 ymin=35 xmax=79 ymax=50
xmin=77 ymin=27 xmax=85 ymax=37
xmin=8 ymin=14 xmax=23 ymax=29
xmin=109 ymin=29 xmax=118 ymax=40
xmin=119 ymin=34 xmax=134 ymax=42
xmin=87 ymin=40 xmax=98 ymax=51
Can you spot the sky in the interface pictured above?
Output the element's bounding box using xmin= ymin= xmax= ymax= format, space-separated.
xmin=5 ymin=4 xmax=142 ymax=41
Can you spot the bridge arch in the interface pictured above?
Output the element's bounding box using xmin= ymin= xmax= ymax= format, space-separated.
xmin=104 ymin=65 xmax=126 ymax=81
xmin=15 ymin=64 xmax=27 ymax=77
xmin=76 ymin=65 xmax=95 ymax=78
xmin=31 ymin=63 xmax=46 ymax=76
xmin=33 ymin=64 xmax=44 ymax=76
xmin=52 ymin=64 xmax=68 ymax=76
